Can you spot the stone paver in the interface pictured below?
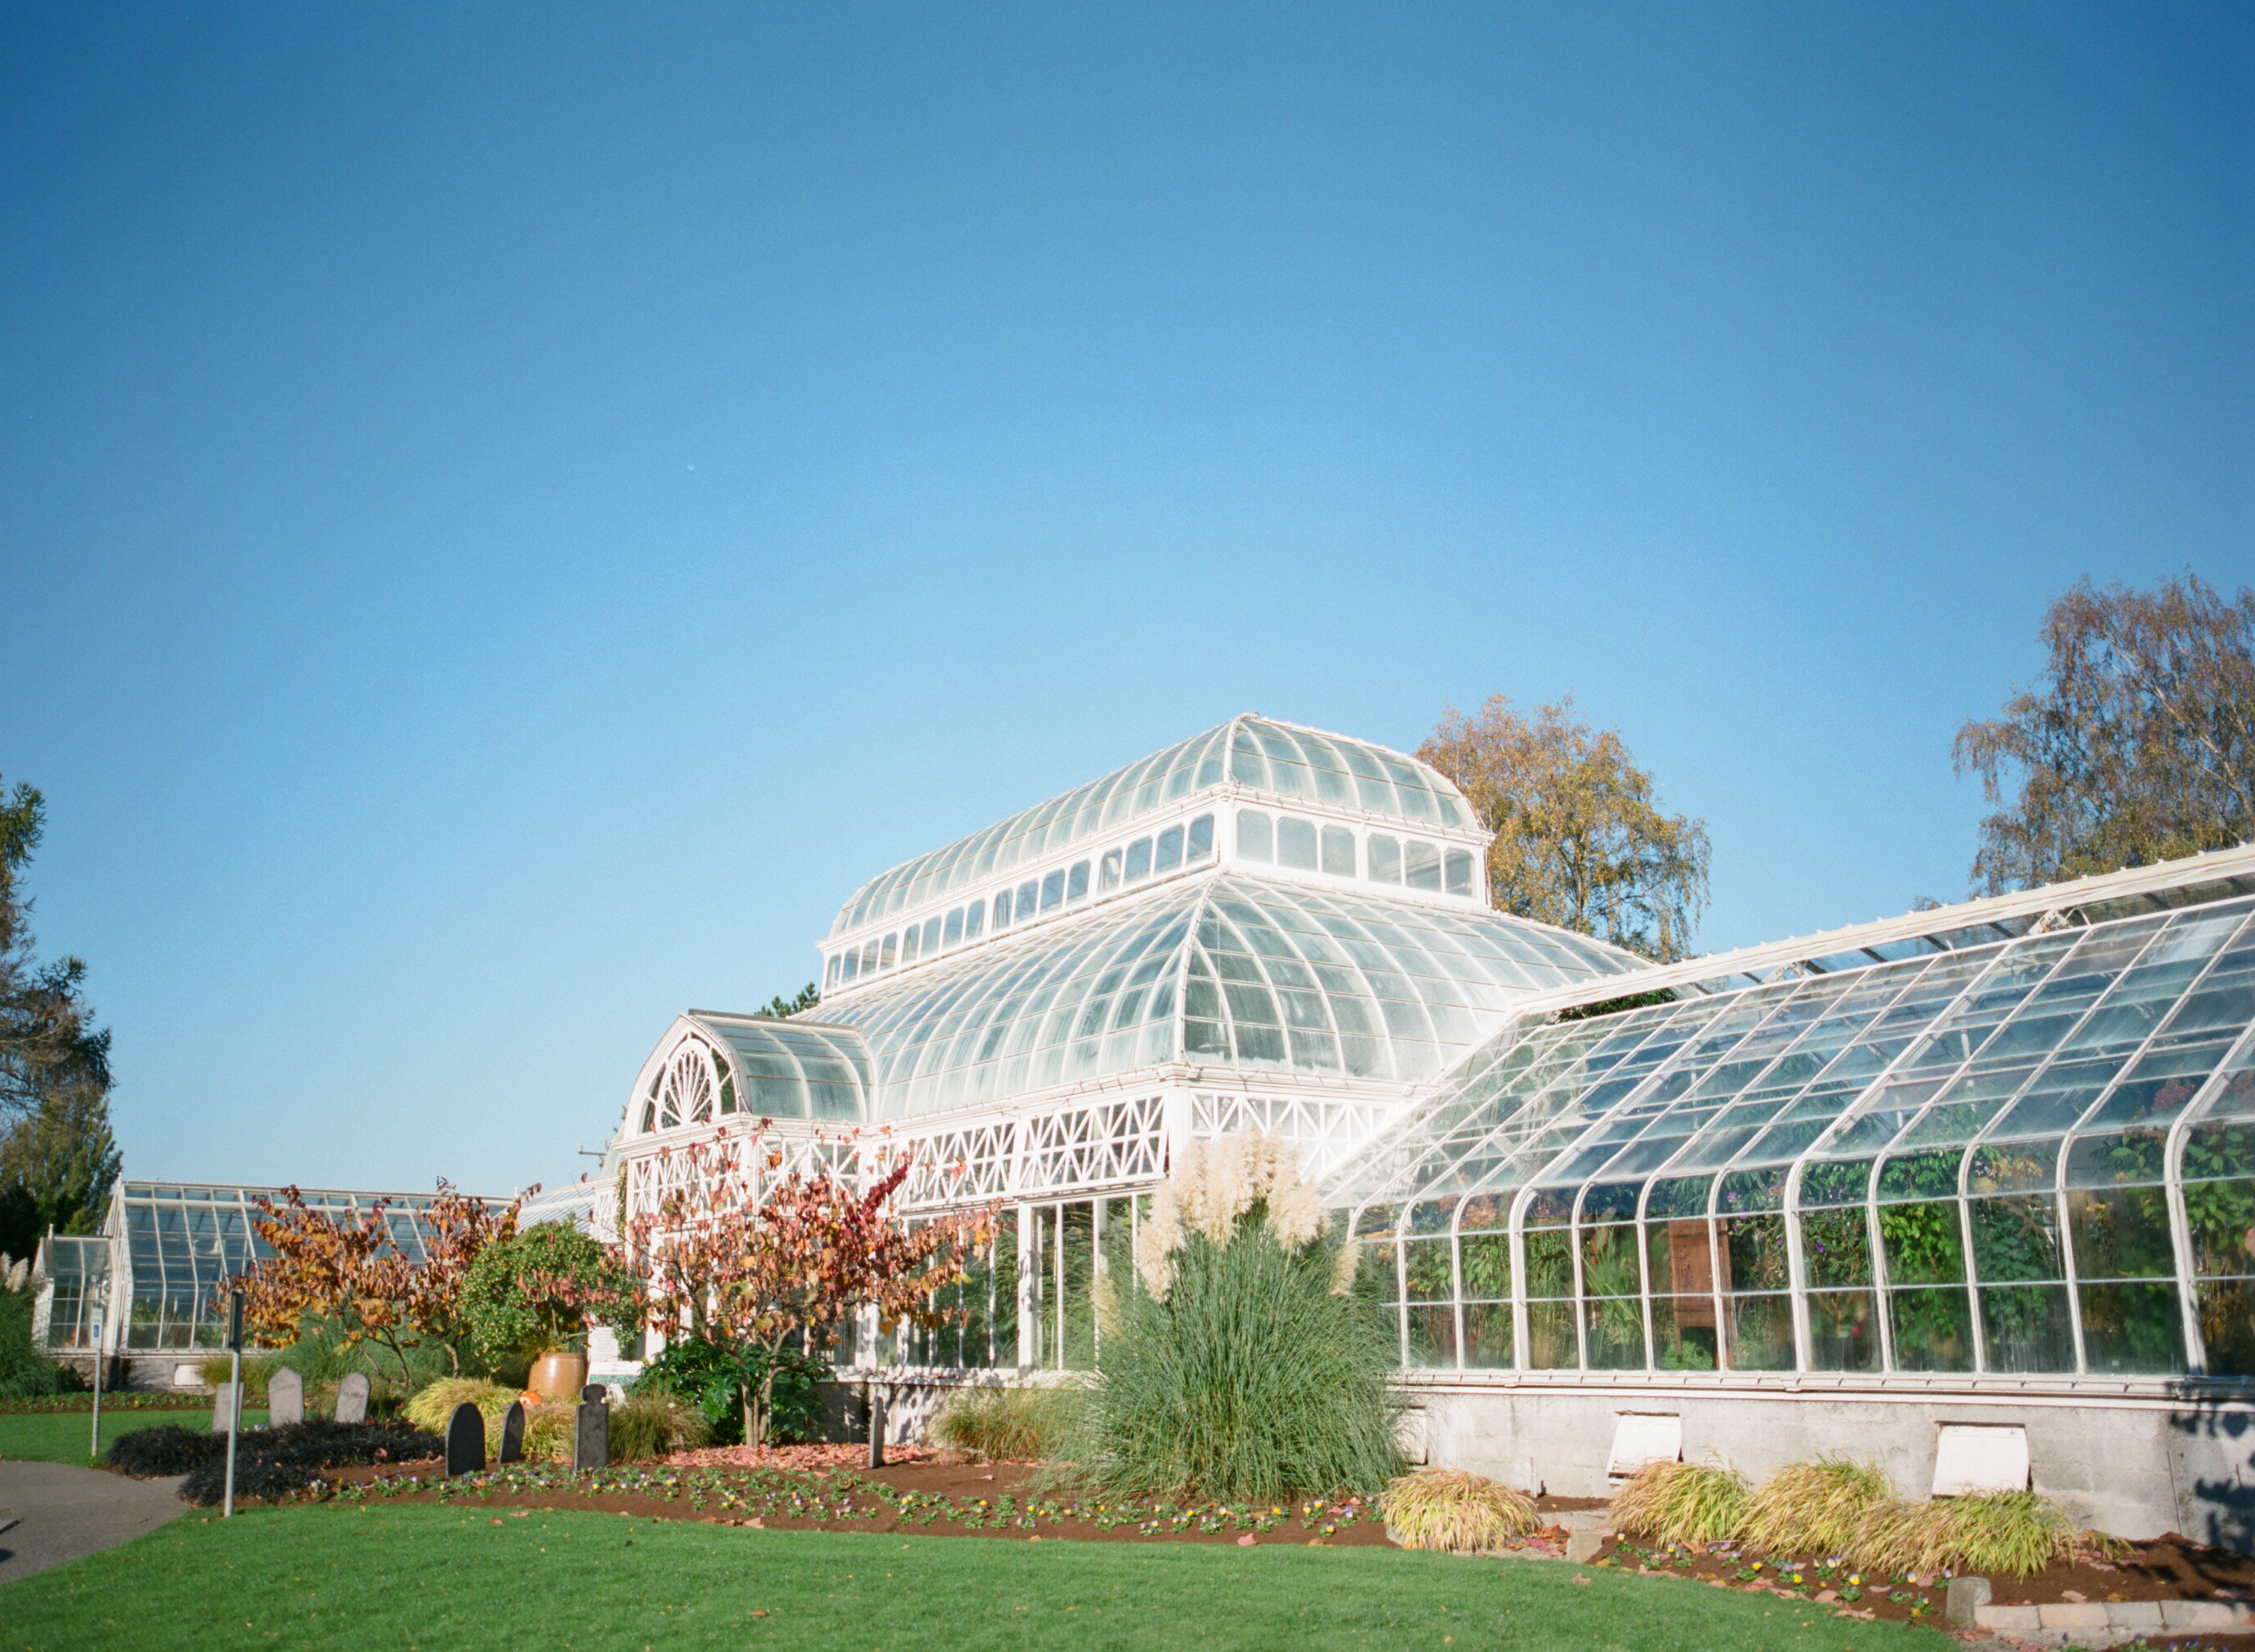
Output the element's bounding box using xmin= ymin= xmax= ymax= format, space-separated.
xmin=0 ymin=1461 xmax=187 ymax=1583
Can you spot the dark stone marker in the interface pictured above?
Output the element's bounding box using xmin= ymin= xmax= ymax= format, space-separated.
xmin=866 ymin=1383 xmax=884 ymax=1469
xmin=334 ymin=1371 xmax=370 ymax=1425
xmin=574 ymin=1388 xmax=608 ymax=1473
xmin=498 ymin=1400 xmax=525 ymax=1465
xmin=445 ymin=1401 xmax=486 ymax=1477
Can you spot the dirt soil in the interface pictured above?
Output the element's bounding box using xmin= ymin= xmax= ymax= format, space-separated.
xmin=320 ymin=1456 xmax=1398 ymax=1548
xmin=1587 ymin=1526 xmax=2255 ymax=1640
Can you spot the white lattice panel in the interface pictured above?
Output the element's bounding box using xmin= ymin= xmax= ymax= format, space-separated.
xmin=1190 ymin=1091 xmax=1394 ymax=1180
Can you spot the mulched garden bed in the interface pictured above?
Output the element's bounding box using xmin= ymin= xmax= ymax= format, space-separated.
xmin=317 ymin=1455 xmax=1395 ymax=1546
xmin=1583 ymin=1525 xmax=2255 ymax=1643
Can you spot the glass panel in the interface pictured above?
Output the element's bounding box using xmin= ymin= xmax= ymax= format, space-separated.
xmin=992 ymin=891 xmax=1013 ymax=929
xmin=2067 ymin=1186 xmax=2175 ymax=1278
xmin=1889 ymin=1288 xmax=1974 ymax=1371
xmin=1969 ymin=1195 xmax=2064 ymax=1283
xmin=1981 ymin=1283 xmax=2075 ymax=1372
xmin=1402 ymin=1236 xmax=1454 ymax=1302
xmin=2079 ymin=1282 xmax=2185 ymax=1373
xmin=1368 ymin=835 xmax=1401 ymax=883
xmin=2197 ymin=1280 xmax=2255 ymax=1375
xmin=1237 ymin=811 xmax=1273 ymax=862
xmin=900 ymin=926 xmax=922 ymax=964
xmin=1123 ymin=840 xmax=1151 ymax=883
xmin=2186 ymin=1177 xmax=2255 ymax=1277
xmin=1798 ymin=1160 xmax=1871 ymax=1207
xmin=1445 ymin=849 xmax=1476 ymax=897
xmin=1523 ymin=1226 xmax=1573 ymax=1300
xmin=1186 ymin=814 xmax=1214 ymax=863
xmin=1652 ymin=1297 xmax=1719 ymax=1369
xmin=1880 ymin=1199 xmax=1964 ymax=1285
xmin=1277 ymin=816 xmax=1318 ymax=870
xmin=1066 ymin=861 xmax=1090 ymax=902
xmin=1807 ymin=1290 xmax=1881 ymax=1371
xmin=1407 ymin=1304 xmax=1457 ymax=1369
xmin=1099 ymin=850 xmax=1123 ymax=892
xmin=1405 ymin=840 xmax=1442 ymax=891
xmin=879 ymin=934 xmax=897 ymax=969
xmin=963 ymin=900 xmax=984 ymax=941
xmin=1527 ymin=1301 xmax=1578 ymax=1369
xmin=1155 ymin=826 xmax=1185 ymax=874
xmin=1722 ymin=1212 xmax=1790 ymax=1293
xmin=1062 ymin=1201 xmax=1095 ymax=1370
xmin=1459 ymin=1231 xmax=1511 ymax=1302
xmin=1016 ymin=878 xmax=1038 ymax=916
xmin=1724 ymin=1296 xmax=1795 ymax=1371
xmin=941 ymin=910 xmax=962 ymax=948
xmin=1040 ymin=871 xmax=1066 ymax=912
xmin=1462 ymin=1300 xmax=1514 ymax=1369
xmin=1800 ymin=1207 xmax=1871 ymax=1288
xmin=1321 ymin=826 xmax=1356 ymax=878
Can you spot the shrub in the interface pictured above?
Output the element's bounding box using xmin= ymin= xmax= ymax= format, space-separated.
xmin=174 ymin=1419 xmax=441 ymax=1506
xmin=1847 ymin=1491 xmax=2075 ymax=1578
xmin=107 ymin=1424 xmax=224 ymax=1477
xmin=1742 ymin=1456 xmax=1892 ymax=1556
xmin=0 ymin=1286 xmax=64 ymax=1397
xmin=633 ymin=1336 xmax=830 ymax=1447
xmin=403 ymin=1377 xmax=508 ymax=1435
xmin=1380 ymin=1470 xmax=1538 ymax=1553
xmin=196 ymin=1354 xmax=281 ymax=1402
xmin=1048 ymin=1220 xmax=1404 ymax=1504
xmin=460 ymin=1221 xmax=640 ymax=1363
xmin=1610 ymin=1458 xmax=1751 ymax=1548
xmin=608 ymin=1390 xmax=712 ymax=1461
xmin=932 ymin=1386 xmax=1079 ymax=1462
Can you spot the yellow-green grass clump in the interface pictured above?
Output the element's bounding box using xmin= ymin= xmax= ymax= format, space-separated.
xmin=1380 ymin=1469 xmax=1538 ymax=1553
xmin=1742 ymin=1456 xmax=1892 ymax=1557
xmin=933 ymin=1385 xmax=1080 ymax=1463
xmin=1609 ymin=1457 xmax=1750 ymax=1548
xmin=1847 ymin=1491 xmax=2075 ymax=1578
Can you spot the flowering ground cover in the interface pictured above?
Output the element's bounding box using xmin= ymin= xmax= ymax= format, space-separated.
xmin=0 ymin=1407 xmax=267 ymax=1465
xmin=5 ymin=1501 xmax=1952 ymax=1651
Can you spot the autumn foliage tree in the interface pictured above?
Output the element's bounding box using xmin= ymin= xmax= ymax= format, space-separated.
xmin=627 ymin=1123 xmax=994 ymax=1446
xmin=1954 ymin=573 xmax=2255 ymax=894
xmin=1418 ymin=693 xmax=1711 ymax=961
xmin=231 ymin=1181 xmax=524 ymax=1389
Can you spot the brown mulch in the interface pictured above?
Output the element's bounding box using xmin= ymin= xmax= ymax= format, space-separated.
xmin=321 ymin=1455 xmax=1395 ymax=1547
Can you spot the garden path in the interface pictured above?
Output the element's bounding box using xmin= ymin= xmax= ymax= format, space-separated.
xmin=0 ymin=1461 xmax=187 ymax=1583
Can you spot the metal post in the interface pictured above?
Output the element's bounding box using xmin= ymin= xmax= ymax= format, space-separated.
xmin=222 ymin=1290 xmax=243 ymax=1520
xmin=866 ymin=1379 xmax=884 ymax=1469
xmin=88 ymin=1290 xmax=103 ymax=1460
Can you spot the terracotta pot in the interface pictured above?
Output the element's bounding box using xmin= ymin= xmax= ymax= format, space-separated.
xmin=528 ymin=1350 xmax=589 ymax=1403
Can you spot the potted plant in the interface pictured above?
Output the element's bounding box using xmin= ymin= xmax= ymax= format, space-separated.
xmin=460 ymin=1221 xmax=642 ymax=1402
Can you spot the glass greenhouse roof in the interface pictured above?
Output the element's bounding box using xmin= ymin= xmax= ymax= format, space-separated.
xmin=814 ymin=871 xmax=1643 ymax=1118
xmin=111 ymin=1183 xmax=508 ymax=1352
xmin=1325 ymin=869 xmax=2255 ymax=1380
xmin=829 ymin=717 xmax=1478 ymax=940
xmin=675 ymin=1013 xmax=870 ymax=1123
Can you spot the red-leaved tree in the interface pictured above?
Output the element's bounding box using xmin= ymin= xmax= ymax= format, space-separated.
xmin=231 ymin=1181 xmax=525 ymax=1389
xmin=627 ymin=1124 xmax=994 ymax=1445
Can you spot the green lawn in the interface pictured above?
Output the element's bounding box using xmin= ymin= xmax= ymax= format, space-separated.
xmin=0 ymin=1408 xmax=268 ymax=1464
xmin=7 ymin=1502 xmax=1950 ymax=1652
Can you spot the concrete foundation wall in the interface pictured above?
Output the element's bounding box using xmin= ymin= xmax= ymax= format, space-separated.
xmin=1409 ymin=1381 xmax=2255 ymax=1553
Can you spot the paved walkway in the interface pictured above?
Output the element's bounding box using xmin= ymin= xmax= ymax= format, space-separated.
xmin=0 ymin=1461 xmax=188 ymax=1583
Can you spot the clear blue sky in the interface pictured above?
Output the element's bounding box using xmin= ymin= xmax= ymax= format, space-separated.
xmin=2 ymin=4 xmax=2248 ymax=1195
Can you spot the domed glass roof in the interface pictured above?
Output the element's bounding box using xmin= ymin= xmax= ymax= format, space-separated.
xmin=828 ymin=717 xmax=1479 ymax=940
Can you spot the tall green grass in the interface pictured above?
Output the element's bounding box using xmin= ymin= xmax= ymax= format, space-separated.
xmin=1046 ymin=1222 xmax=1404 ymax=1504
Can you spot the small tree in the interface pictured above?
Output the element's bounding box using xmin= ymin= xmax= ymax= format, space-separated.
xmin=232 ymin=1182 xmax=523 ymax=1389
xmin=1954 ymin=573 xmax=2255 ymax=894
xmin=627 ymin=1125 xmax=993 ymax=1446
xmin=460 ymin=1220 xmax=643 ymax=1365
xmin=1418 ymin=694 xmax=1710 ymax=961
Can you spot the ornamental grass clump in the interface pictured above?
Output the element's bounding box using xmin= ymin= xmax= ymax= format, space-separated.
xmin=933 ymin=1385 xmax=1079 ymax=1463
xmin=608 ymin=1390 xmax=711 ymax=1461
xmin=1609 ymin=1457 xmax=1751 ymax=1548
xmin=1847 ymin=1490 xmax=2075 ymax=1578
xmin=1742 ymin=1455 xmax=1892 ymax=1557
xmin=1380 ymin=1470 xmax=1538 ymax=1553
xmin=1050 ymin=1133 xmax=1404 ymax=1506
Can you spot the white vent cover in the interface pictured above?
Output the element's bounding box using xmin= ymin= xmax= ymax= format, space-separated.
xmin=1933 ymin=1425 xmax=2029 ymax=1496
xmin=1396 ymin=1407 xmax=1430 ymax=1466
xmin=1608 ymin=1412 xmax=1682 ymax=1477
xmin=172 ymin=1363 xmax=205 ymax=1388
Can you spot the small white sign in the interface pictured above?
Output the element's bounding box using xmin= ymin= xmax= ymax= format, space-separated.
xmin=1609 ymin=1412 xmax=1682 ymax=1477
xmin=1933 ymin=1424 xmax=2029 ymax=1496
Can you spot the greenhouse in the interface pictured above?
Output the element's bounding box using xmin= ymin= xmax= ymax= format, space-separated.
xmin=617 ymin=716 xmax=2255 ymax=1540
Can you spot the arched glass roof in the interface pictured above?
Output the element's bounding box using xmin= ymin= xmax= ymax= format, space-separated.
xmin=1325 ymin=877 xmax=2255 ymax=1380
xmin=683 ymin=1013 xmax=870 ymax=1121
xmin=815 ymin=872 xmax=1643 ymax=1118
xmin=828 ymin=717 xmax=1479 ymax=939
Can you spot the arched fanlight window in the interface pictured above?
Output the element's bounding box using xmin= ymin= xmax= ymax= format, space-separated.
xmin=646 ymin=1038 xmax=731 ymax=1132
